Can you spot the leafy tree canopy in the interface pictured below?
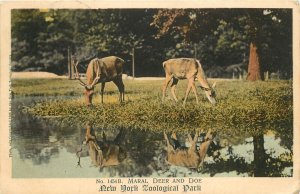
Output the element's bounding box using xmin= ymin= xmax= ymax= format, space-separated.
xmin=11 ymin=9 xmax=292 ymax=78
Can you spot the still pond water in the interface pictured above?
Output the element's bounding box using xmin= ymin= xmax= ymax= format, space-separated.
xmin=11 ymin=97 xmax=293 ymax=178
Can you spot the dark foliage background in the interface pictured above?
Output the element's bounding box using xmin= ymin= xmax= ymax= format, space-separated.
xmin=11 ymin=9 xmax=292 ymax=78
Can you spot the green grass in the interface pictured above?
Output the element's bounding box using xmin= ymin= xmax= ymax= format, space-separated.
xmin=13 ymin=78 xmax=293 ymax=136
xmin=11 ymin=78 xmax=83 ymax=96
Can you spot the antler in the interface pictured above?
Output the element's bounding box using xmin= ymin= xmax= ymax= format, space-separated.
xmin=73 ymin=58 xmax=100 ymax=90
xmin=88 ymin=64 xmax=100 ymax=89
xmin=76 ymin=147 xmax=83 ymax=168
xmin=73 ymin=60 xmax=88 ymax=87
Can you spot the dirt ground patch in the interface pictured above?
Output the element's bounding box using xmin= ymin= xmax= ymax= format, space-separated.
xmin=11 ymin=72 xmax=229 ymax=82
xmin=11 ymin=72 xmax=165 ymax=80
xmin=11 ymin=72 xmax=67 ymax=79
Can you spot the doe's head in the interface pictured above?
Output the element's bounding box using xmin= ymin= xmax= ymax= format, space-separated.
xmin=205 ymin=82 xmax=217 ymax=105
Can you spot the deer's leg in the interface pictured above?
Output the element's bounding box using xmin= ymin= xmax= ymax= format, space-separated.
xmin=198 ymin=129 xmax=214 ymax=168
xmin=85 ymin=124 xmax=96 ymax=142
xmin=114 ymin=128 xmax=125 ymax=145
xmin=101 ymin=82 xmax=105 ymax=104
xmin=170 ymin=78 xmax=179 ymax=102
xmin=113 ymin=77 xmax=125 ymax=103
xmin=188 ymin=132 xmax=198 ymax=154
xmin=162 ymin=75 xmax=172 ymax=102
xmin=102 ymin=131 xmax=107 ymax=142
xmin=164 ymin=132 xmax=174 ymax=152
xmin=119 ymin=78 xmax=125 ymax=102
xmin=88 ymin=142 xmax=98 ymax=166
xmin=170 ymin=132 xmax=181 ymax=150
xmin=191 ymin=82 xmax=199 ymax=104
xmin=183 ymin=78 xmax=194 ymax=105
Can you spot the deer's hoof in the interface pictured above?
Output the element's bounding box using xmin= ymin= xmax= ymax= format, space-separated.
xmin=197 ymin=165 xmax=204 ymax=173
xmin=163 ymin=131 xmax=168 ymax=139
xmin=171 ymin=132 xmax=177 ymax=140
xmin=87 ymin=104 xmax=95 ymax=109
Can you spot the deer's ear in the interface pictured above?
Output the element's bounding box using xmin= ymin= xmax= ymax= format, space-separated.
xmin=212 ymin=82 xmax=217 ymax=89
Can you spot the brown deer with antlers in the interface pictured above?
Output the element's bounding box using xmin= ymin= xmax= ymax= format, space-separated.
xmin=74 ymin=56 xmax=125 ymax=106
xmin=77 ymin=124 xmax=127 ymax=168
xmin=162 ymin=58 xmax=216 ymax=105
xmin=164 ymin=129 xmax=215 ymax=169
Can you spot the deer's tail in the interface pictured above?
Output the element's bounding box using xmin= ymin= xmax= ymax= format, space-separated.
xmin=195 ymin=59 xmax=207 ymax=79
xmin=116 ymin=57 xmax=125 ymax=65
xmin=162 ymin=61 xmax=167 ymax=69
xmin=195 ymin=59 xmax=202 ymax=69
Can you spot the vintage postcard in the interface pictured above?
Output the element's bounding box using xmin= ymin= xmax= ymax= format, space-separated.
xmin=0 ymin=0 xmax=299 ymax=193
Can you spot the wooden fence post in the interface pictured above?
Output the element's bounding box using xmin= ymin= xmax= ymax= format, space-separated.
xmin=71 ymin=55 xmax=75 ymax=79
xmin=68 ymin=47 xmax=71 ymax=79
xmin=132 ymin=47 xmax=135 ymax=79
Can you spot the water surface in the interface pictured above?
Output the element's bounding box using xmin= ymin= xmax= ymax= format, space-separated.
xmin=11 ymin=97 xmax=293 ymax=178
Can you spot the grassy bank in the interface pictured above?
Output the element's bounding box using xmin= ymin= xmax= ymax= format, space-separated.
xmin=13 ymin=78 xmax=293 ymax=136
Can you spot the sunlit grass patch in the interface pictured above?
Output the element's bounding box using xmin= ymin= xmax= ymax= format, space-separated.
xmin=18 ymin=79 xmax=293 ymax=136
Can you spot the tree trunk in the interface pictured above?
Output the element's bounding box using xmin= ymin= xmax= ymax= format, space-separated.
xmin=247 ymin=42 xmax=261 ymax=81
xmin=253 ymin=134 xmax=267 ymax=176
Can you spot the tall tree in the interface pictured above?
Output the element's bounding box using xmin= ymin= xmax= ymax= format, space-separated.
xmin=151 ymin=9 xmax=292 ymax=80
xmin=11 ymin=9 xmax=48 ymax=71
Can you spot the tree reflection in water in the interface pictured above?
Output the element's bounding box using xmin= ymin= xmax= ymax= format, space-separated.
xmin=201 ymin=133 xmax=292 ymax=177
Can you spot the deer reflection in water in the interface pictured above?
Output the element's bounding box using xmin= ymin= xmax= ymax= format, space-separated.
xmin=77 ymin=124 xmax=127 ymax=168
xmin=164 ymin=129 xmax=216 ymax=170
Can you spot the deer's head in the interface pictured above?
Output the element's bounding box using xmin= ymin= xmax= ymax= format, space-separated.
xmin=73 ymin=59 xmax=99 ymax=106
xmin=84 ymin=88 xmax=94 ymax=106
xmin=204 ymin=82 xmax=216 ymax=105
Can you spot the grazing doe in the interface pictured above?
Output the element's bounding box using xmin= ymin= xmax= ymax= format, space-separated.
xmin=162 ymin=58 xmax=216 ymax=105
